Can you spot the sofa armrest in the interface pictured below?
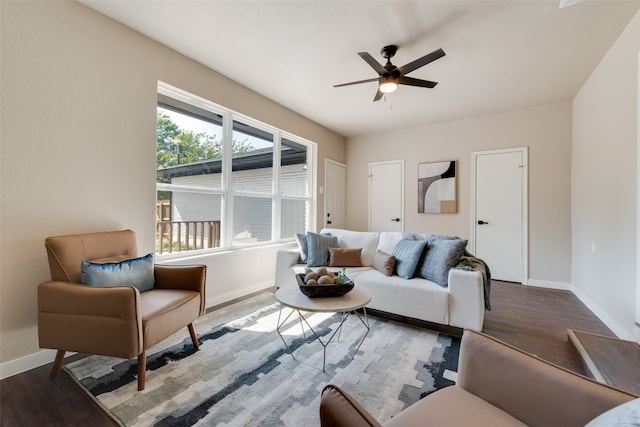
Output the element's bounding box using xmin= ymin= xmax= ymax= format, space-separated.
xmin=320 ymin=384 xmax=383 ymax=427
xmin=448 ymin=269 xmax=484 ymax=330
xmin=457 ymin=330 xmax=637 ymax=427
xmin=38 ymin=281 xmax=143 ymax=358
xmin=154 ymin=264 xmax=207 ymax=315
xmin=275 ymin=247 xmax=301 ymax=288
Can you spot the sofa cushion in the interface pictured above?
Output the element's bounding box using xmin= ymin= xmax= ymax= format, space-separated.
xmin=372 ymin=249 xmax=395 ymax=276
xmin=377 ymin=232 xmax=430 ymax=255
xmin=321 ymin=228 xmax=379 ymax=267
xmin=418 ymin=238 xmax=467 ymax=287
xmin=80 ymin=253 xmax=154 ymax=292
xmin=329 ymin=247 xmax=363 ymax=267
xmin=392 ymin=239 xmax=428 ymax=279
xmin=356 ymin=269 xmax=449 ymax=325
xmin=376 ymin=232 xmax=404 ymax=255
xmin=307 ymin=232 xmax=339 ymax=267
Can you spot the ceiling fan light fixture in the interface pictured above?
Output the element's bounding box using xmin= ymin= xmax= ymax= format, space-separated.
xmin=333 ymin=45 xmax=444 ymax=101
xmin=379 ymin=75 xmax=398 ymax=93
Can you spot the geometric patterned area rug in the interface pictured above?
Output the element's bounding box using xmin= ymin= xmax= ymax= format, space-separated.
xmin=64 ymin=291 xmax=460 ymax=427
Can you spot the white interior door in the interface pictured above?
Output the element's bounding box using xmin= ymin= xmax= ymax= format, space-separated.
xmin=473 ymin=148 xmax=528 ymax=283
xmin=369 ymin=160 xmax=404 ymax=232
xmin=324 ymin=159 xmax=346 ymax=229
xmin=636 ymin=50 xmax=640 ymax=339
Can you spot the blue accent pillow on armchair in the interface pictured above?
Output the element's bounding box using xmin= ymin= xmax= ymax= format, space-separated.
xmin=81 ymin=253 xmax=155 ymax=292
xmin=306 ymin=232 xmax=338 ymax=267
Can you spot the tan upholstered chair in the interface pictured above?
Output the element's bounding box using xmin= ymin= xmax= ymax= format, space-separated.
xmin=320 ymin=330 xmax=638 ymax=427
xmin=37 ymin=229 xmax=206 ymax=391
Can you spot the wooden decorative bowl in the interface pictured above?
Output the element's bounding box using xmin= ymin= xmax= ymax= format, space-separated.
xmin=296 ymin=273 xmax=354 ymax=298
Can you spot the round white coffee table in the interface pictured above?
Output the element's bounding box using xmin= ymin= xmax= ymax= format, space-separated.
xmin=275 ymin=285 xmax=371 ymax=372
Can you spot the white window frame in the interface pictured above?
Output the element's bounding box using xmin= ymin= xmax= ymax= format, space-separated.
xmin=156 ymin=82 xmax=315 ymax=259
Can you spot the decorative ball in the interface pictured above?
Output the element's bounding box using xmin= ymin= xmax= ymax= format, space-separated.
xmin=304 ymin=272 xmax=319 ymax=282
xmin=317 ymin=275 xmax=334 ymax=285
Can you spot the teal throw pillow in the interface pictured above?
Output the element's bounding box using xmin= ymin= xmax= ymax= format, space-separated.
xmin=81 ymin=253 xmax=154 ymax=292
xmin=306 ymin=232 xmax=338 ymax=267
xmin=392 ymin=239 xmax=428 ymax=279
xmin=418 ymin=239 xmax=467 ymax=287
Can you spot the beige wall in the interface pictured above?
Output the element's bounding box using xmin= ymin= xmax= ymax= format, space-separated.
xmin=572 ymin=10 xmax=640 ymax=339
xmin=0 ymin=1 xmax=345 ymax=372
xmin=347 ymin=101 xmax=572 ymax=286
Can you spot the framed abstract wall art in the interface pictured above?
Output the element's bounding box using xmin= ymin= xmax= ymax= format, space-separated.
xmin=418 ymin=160 xmax=457 ymax=213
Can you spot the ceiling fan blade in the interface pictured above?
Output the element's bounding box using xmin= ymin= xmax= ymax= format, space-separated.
xmin=373 ymin=88 xmax=384 ymax=102
xmin=358 ymin=52 xmax=387 ymax=75
xmin=333 ymin=77 xmax=379 ymax=88
xmin=398 ymin=76 xmax=438 ymax=88
xmin=398 ymin=48 xmax=446 ymax=75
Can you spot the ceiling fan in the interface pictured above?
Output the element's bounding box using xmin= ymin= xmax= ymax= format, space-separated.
xmin=334 ymin=45 xmax=446 ymax=102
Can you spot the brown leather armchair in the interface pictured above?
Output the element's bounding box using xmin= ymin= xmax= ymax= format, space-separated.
xmin=320 ymin=330 xmax=638 ymax=427
xmin=37 ymin=229 xmax=206 ymax=391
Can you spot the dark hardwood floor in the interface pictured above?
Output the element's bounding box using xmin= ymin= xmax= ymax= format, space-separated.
xmin=482 ymin=281 xmax=614 ymax=375
xmin=0 ymin=281 xmax=616 ymax=426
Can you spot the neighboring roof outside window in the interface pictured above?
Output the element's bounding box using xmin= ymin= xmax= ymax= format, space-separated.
xmin=157 ymin=145 xmax=307 ymax=180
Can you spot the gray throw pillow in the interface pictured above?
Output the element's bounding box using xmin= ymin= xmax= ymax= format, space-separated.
xmin=392 ymin=239 xmax=428 ymax=279
xmin=296 ymin=232 xmax=331 ymax=262
xmin=418 ymin=239 xmax=468 ymax=287
xmin=295 ymin=233 xmax=309 ymax=262
xmin=306 ymin=232 xmax=338 ymax=267
xmin=81 ymin=253 xmax=154 ymax=292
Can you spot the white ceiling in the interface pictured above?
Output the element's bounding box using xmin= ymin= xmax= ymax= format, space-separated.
xmin=82 ymin=0 xmax=639 ymax=137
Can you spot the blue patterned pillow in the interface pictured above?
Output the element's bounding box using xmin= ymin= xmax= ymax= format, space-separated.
xmin=392 ymin=239 xmax=428 ymax=279
xmin=306 ymin=232 xmax=338 ymax=267
xmin=81 ymin=253 xmax=154 ymax=292
xmin=418 ymin=239 xmax=467 ymax=287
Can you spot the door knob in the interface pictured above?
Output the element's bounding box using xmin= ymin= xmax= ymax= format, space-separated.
xmin=391 ymin=218 xmax=400 ymax=222
xmin=477 ymin=220 xmax=489 ymax=225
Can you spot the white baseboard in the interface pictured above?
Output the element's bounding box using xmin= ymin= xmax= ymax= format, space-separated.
xmin=205 ymin=280 xmax=274 ymax=311
xmin=0 ymin=348 xmax=70 ymax=380
xmin=525 ymin=278 xmax=572 ymax=291
xmin=571 ymin=286 xmax=634 ymax=340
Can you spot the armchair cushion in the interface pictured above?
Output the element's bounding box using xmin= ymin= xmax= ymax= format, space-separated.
xmin=80 ymin=253 xmax=154 ymax=292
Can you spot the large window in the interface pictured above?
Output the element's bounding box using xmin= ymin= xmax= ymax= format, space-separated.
xmin=156 ymin=83 xmax=313 ymax=255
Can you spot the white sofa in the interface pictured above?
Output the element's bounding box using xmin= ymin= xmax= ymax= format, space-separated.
xmin=275 ymin=228 xmax=486 ymax=331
